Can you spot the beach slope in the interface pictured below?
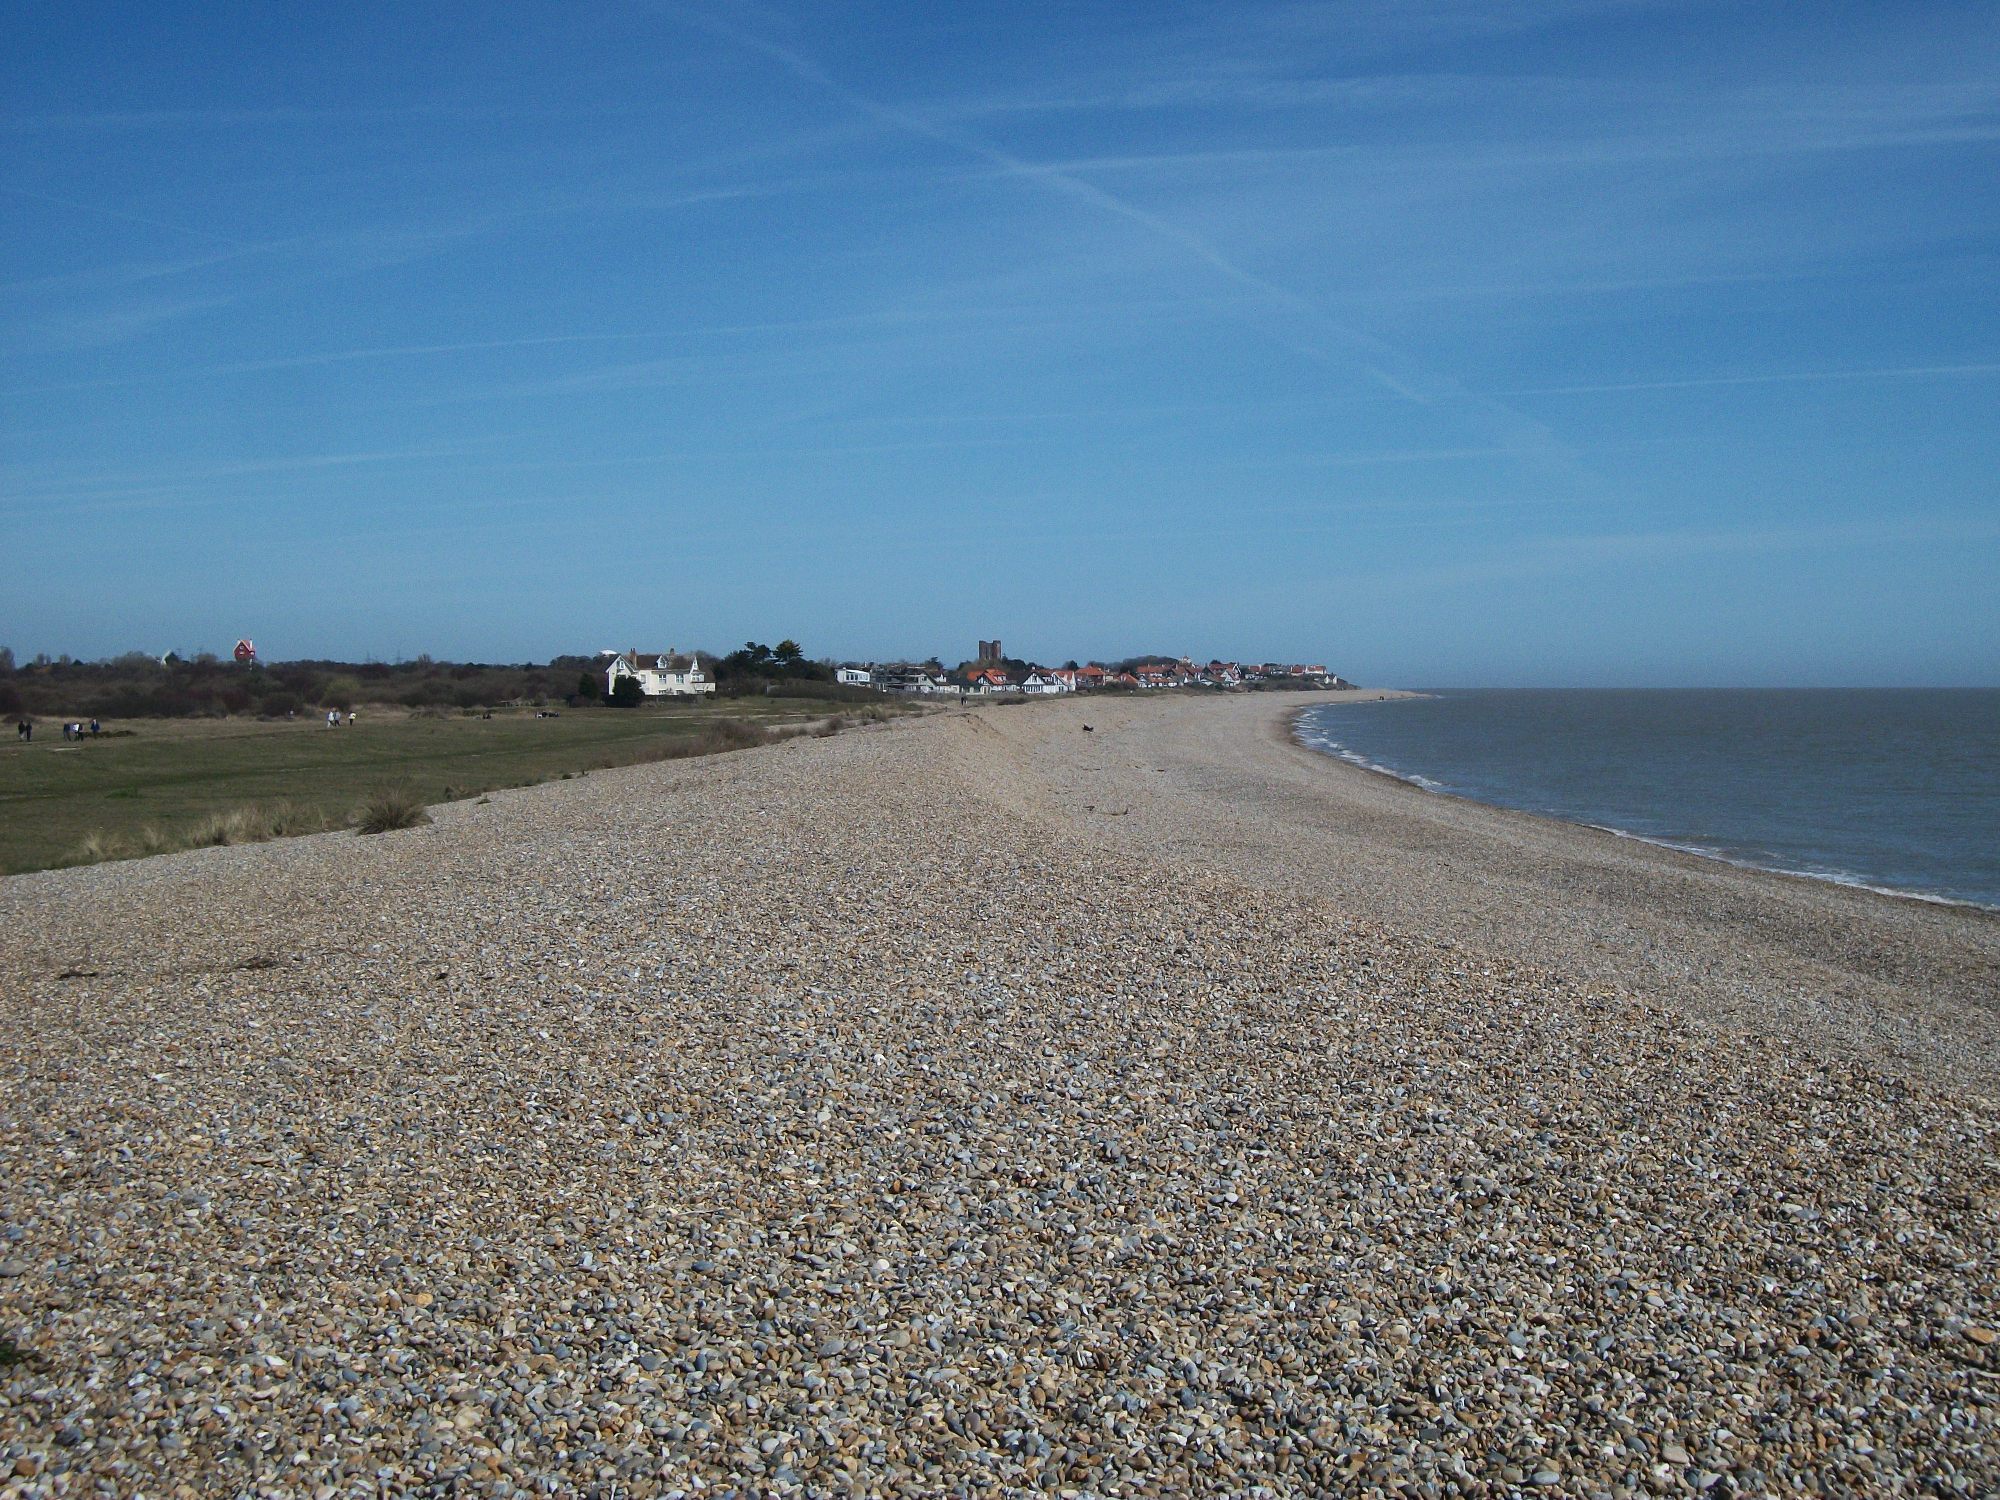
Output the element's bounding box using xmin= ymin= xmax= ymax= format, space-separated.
xmin=2 ymin=694 xmax=1995 ymax=1495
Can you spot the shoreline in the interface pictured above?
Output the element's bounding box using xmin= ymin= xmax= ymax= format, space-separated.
xmin=1286 ymin=698 xmax=2000 ymax=918
xmin=1008 ymin=691 xmax=1998 ymax=1095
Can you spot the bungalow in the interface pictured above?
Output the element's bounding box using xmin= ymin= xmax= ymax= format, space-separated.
xmin=604 ymin=649 xmax=714 ymax=698
xmin=1020 ymin=669 xmax=1070 ymax=695
xmin=834 ymin=665 xmax=873 ymax=687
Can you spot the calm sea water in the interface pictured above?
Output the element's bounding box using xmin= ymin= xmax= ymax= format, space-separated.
xmin=1296 ymin=690 xmax=2000 ymax=910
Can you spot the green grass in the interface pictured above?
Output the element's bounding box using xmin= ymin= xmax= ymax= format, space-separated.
xmin=0 ymin=698 xmax=904 ymax=875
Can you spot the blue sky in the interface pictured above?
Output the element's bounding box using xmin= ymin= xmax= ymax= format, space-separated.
xmin=3 ymin=0 xmax=1996 ymax=684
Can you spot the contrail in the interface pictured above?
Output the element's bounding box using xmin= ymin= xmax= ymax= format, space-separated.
xmin=666 ymin=5 xmax=1587 ymax=478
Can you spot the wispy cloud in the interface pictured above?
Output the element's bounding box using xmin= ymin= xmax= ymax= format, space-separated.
xmin=0 ymin=243 xmax=285 ymax=300
xmin=664 ymin=4 xmax=1589 ymax=479
xmin=914 ymin=69 xmax=1630 ymax=123
xmin=198 ymin=297 xmax=1132 ymax=378
xmin=1248 ymin=0 xmax=1677 ymax=52
xmin=0 ymin=185 xmax=250 ymax=247
xmin=1332 ymin=512 xmax=2000 ymax=600
xmin=0 ymin=442 xmax=509 ymax=516
xmin=1240 ymin=442 xmax=1578 ymax=470
xmin=0 ymin=104 xmax=586 ymax=133
xmin=1507 ymin=363 xmax=2000 ymax=396
xmin=964 ymin=83 xmax=2000 ymax=183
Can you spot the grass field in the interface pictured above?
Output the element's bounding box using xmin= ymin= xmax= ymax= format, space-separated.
xmin=0 ymin=698 xmax=903 ymax=875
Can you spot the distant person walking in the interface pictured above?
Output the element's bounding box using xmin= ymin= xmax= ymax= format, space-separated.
xmin=327 ymin=709 xmax=339 ymax=729
xmin=89 ymin=718 xmax=100 ymax=736
xmin=15 ymin=720 xmax=27 ymax=743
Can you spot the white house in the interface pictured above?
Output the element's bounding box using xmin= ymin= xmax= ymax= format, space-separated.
xmin=1019 ymin=670 xmax=1071 ymax=695
xmin=604 ymin=649 xmax=714 ymax=698
xmin=875 ymin=663 xmax=952 ymax=694
xmin=835 ymin=666 xmax=873 ymax=687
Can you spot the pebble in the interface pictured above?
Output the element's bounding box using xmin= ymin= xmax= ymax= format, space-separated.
xmin=0 ymin=699 xmax=1995 ymax=1496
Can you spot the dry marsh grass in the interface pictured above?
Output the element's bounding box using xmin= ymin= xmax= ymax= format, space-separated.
xmin=639 ymin=719 xmax=778 ymax=759
xmin=67 ymin=803 xmax=337 ymax=866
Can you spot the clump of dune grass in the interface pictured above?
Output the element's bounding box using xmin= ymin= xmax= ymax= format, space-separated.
xmin=355 ymin=785 xmax=431 ymax=834
xmin=71 ymin=830 xmax=124 ymax=866
xmin=814 ymin=715 xmax=846 ymax=738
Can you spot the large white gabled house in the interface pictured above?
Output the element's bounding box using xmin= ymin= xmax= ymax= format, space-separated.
xmin=602 ymin=648 xmax=715 ymax=698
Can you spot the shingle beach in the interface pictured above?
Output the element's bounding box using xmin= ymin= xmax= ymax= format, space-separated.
xmin=3 ymin=692 xmax=1996 ymax=1498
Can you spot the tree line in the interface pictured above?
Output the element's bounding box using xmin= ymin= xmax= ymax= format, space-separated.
xmin=0 ymin=640 xmax=852 ymax=720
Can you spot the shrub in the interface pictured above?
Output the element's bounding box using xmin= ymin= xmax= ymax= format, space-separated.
xmin=323 ymin=675 xmax=364 ymax=711
xmin=356 ymin=786 xmax=431 ymax=834
xmin=763 ymin=680 xmax=885 ymax=703
xmin=400 ymin=679 xmax=455 ymax=708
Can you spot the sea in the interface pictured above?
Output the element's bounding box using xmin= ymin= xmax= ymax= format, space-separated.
xmin=1295 ymin=689 xmax=2000 ymax=911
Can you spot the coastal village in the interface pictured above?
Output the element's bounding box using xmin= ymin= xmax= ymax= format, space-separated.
xmin=601 ymin=638 xmax=1354 ymax=699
